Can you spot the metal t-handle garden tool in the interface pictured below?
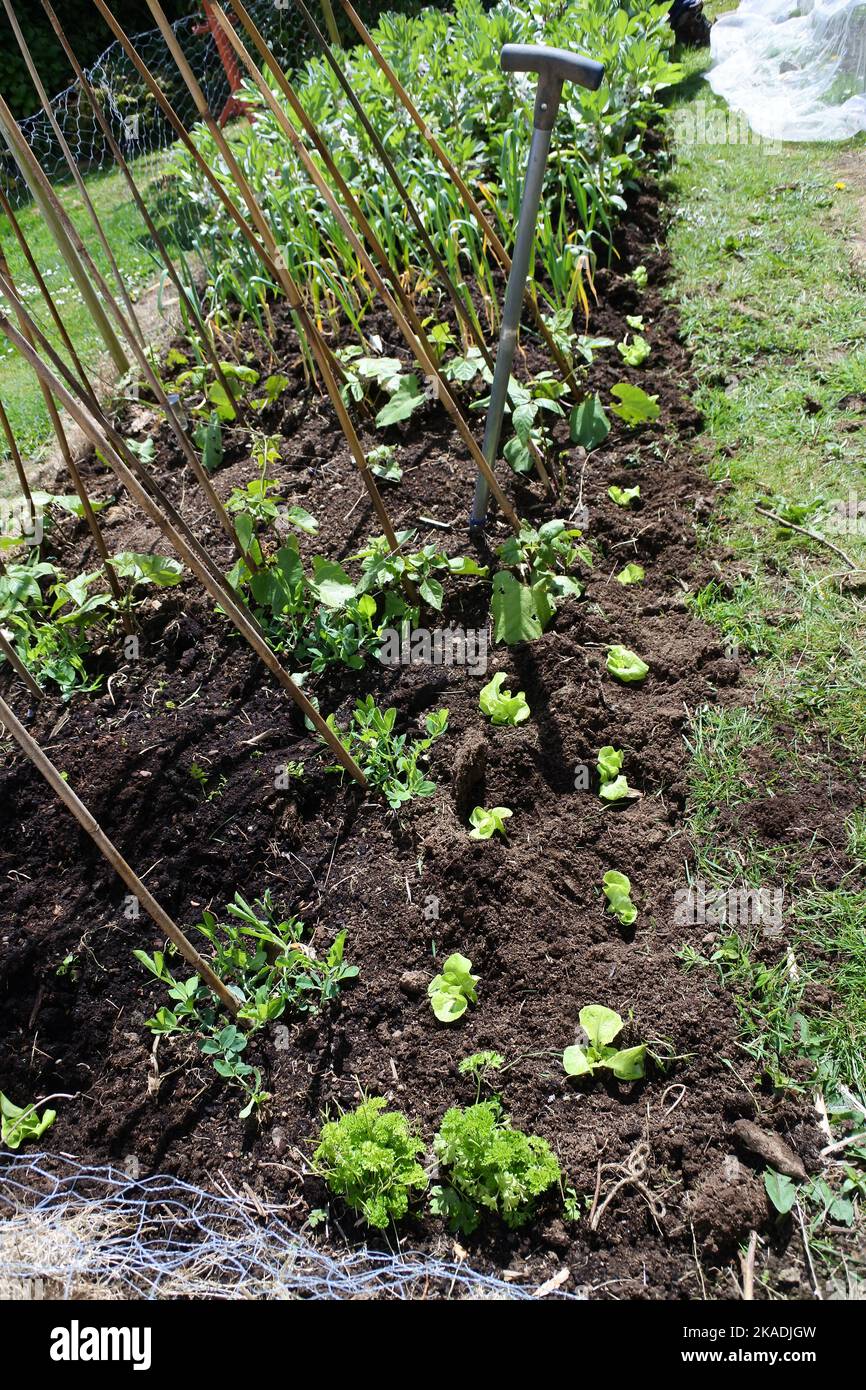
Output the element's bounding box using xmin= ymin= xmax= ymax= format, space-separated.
xmin=470 ymin=43 xmax=604 ymax=532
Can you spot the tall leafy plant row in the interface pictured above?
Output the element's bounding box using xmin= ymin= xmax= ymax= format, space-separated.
xmin=171 ymin=0 xmax=679 ymax=336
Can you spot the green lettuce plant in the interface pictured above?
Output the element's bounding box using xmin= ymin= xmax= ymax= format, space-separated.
xmin=431 ymin=1101 xmax=561 ymax=1233
xmin=428 ymin=953 xmax=479 ymax=1023
xmin=608 ymin=485 xmax=640 ymax=508
xmin=616 ymin=563 xmax=645 ymax=585
xmin=603 ymin=870 xmax=638 ymax=926
xmin=562 ymin=1006 xmax=646 ymax=1080
xmin=597 ymin=746 xmax=639 ymax=803
xmin=479 ymin=671 xmax=530 ymax=726
xmin=617 ymin=334 xmax=651 ymax=366
xmin=469 ymin=806 xmax=512 ymax=840
xmin=0 ymin=1093 xmax=57 ymax=1150
xmin=606 ymin=644 xmax=649 ymax=683
xmin=313 ymin=1099 xmax=427 ymax=1229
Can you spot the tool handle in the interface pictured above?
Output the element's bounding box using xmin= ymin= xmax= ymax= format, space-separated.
xmin=500 ymin=43 xmax=605 ymax=93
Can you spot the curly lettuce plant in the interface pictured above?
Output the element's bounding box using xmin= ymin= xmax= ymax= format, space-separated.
xmin=431 ymin=1101 xmax=561 ymax=1233
xmin=608 ymin=485 xmax=640 ymax=508
xmin=313 ymin=1098 xmax=427 ymax=1229
xmin=562 ymin=1006 xmax=647 ymax=1081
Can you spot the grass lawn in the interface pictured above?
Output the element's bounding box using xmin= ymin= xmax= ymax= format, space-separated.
xmin=668 ymin=22 xmax=866 ymax=1292
xmin=0 ymin=150 xmax=172 ymax=474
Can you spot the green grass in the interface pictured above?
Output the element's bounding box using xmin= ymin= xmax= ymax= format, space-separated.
xmin=0 ymin=152 xmax=172 ymax=475
xmin=668 ymin=28 xmax=866 ymax=1288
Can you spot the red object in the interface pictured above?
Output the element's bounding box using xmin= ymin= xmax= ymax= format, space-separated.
xmin=193 ymin=1 xmax=255 ymax=126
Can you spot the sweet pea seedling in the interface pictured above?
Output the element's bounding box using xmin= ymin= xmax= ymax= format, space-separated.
xmin=428 ymin=953 xmax=479 ymax=1023
xmin=469 ymin=806 xmax=513 ymax=840
xmin=562 ymin=1006 xmax=646 ymax=1081
xmin=606 ymin=644 xmax=649 ymax=683
xmin=603 ymin=870 xmax=638 ymax=925
xmin=479 ymin=672 xmax=530 ymax=726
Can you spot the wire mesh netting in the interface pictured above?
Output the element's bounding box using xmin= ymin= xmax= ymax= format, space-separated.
xmin=0 ymin=0 xmax=310 ymax=206
xmin=0 ymin=1152 xmax=575 ymax=1300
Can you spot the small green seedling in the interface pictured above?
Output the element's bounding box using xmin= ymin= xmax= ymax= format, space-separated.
xmin=469 ymin=806 xmax=512 ymax=840
xmin=367 ymin=444 xmax=403 ymax=483
xmin=313 ymin=1098 xmax=427 ymax=1229
xmin=597 ymin=746 xmax=639 ymax=803
xmin=562 ymin=1006 xmax=646 ymax=1080
xmin=429 ymin=953 xmax=479 ymax=1023
xmin=609 ymin=383 xmax=660 ymax=427
xmin=0 ymin=1093 xmax=57 ymax=1149
xmin=630 ymin=265 xmax=649 ymax=289
xmin=606 ymin=645 xmax=649 ymax=683
xmin=459 ymin=1050 xmax=505 ymax=1102
xmin=608 ymin=485 xmax=640 ymax=508
xmin=617 ymin=335 xmax=651 ymax=367
xmin=625 ymin=315 xmax=645 ymax=331
xmin=603 ymin=870 xmax=638 ymax=925
xmin=765 ymin=1169 xmax=799 ymax=1215
xmin=569 ymin=392 xmax=610 ymax=451
xmin=616 ymin=563 xmax=645 ymax=585
xmin=479 ymin=672 xmax=530 ymax=726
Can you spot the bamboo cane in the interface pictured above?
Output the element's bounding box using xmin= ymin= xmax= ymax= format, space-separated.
xmin=39 ymin=0 xmax=244 ymax=427
xmin=130 ymin=0 xmax=406 ymax=556
xmin=0 ymin=242 xmax=130 ymax=622
xmin=0 ymin=395 xmax=33 ymax=509
xmin=0 ymin=690 xmax=239 ymax=1011
xmin=336 ymin=0 xmax=577 ymax=387
xmin=319 ymin=0 xmax=341 ymax=47
xmin=0 ymin=628 xmax=43 ymax=698
xmin=1 ymin=0 xmax=146 ymax=351
xmin=0 ymin=94 xmax=246 ymax=564
xmin=210 ymin=3 xmax=523 ymax=531
xmin=0 ymin=187 xmax=91 ymax=390
xmin=222 ymin=1 xmax=550 ymax=499
xmin=0 ymin=114 xmax=129 ymax=376
xmin=0 ymin=308 xmax=369 ymax=790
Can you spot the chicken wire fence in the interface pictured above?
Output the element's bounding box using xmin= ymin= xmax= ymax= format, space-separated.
xmin=0 ymin=0 xmax=310 ymax=209
xmin=0 ymin=1152 xmax=572 ymax=1300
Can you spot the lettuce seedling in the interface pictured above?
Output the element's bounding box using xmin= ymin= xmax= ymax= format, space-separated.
xmin=631 ymin=265 xmax=649 ymax=289
xmin=313 ymin=1098 xmax=427 ymax=1229
xmin=608 ymin=485 xmax=640 ymax=508
xmin=0 ymin=1093 xmax=56 ymax=1149
xmin=469 ymin=806 xmax=512 ymax=840
xmin=597 ymin=746 xmax=639 ymax=803
xmin=617 ymin=335 xmax=651 ymax=367
xmin=562 ymin=1006 xmax=646 ymax=1080
xmin=428 ymin=953 xmax=479 ymax=1022
xmin=431 ymin=1101 xmax=561 ymax=1233
xmin=606 ymin=644 xmax=649 ymax=683
xmin=626 ymin=315 xmax=645 ymax=331
xmin=603 ymin=870 xmax=638 ymax=926
xmin=479 ymin=671 xmax=530 ymax=726
xmin=616 ymin=563 xmax=645 ymax=585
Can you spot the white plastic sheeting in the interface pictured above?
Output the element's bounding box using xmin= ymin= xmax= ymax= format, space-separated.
xmin=708 ymin=0 xmax=866 ymax=141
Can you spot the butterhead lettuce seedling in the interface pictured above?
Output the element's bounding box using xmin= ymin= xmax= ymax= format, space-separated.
xmin=606 ymin=644 xmax=649 ymax=683
xmin=608 ymin=485 xmax=640 ymax=508
xmin=469 ymin=806 xmax=512 ymax=840
xmin=562 ymin=1006 xmax=646 ymax=1081
xmin=603 ymin=870 xmax=638 ymax=926
xmin=0 ymin=1093 xmax=57 ymax=1149
xmin=597 ymin=746 xmax=639 ymax=803
xmin=617 ymin=334 xmax=651 ymax=367
xmin=616 ymin=563 xmax=645 ymax=585
xmin=479 ymin=671 xmax=530 ymax=726
xmin=313 ymin=1098 xmax=427 ymax=1229
xmin=429 ymin=953 xmax=479 ymax=1022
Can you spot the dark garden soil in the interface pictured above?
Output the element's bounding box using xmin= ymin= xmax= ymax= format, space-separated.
xmin=1 ymin=178 xmax=857 ymax=1299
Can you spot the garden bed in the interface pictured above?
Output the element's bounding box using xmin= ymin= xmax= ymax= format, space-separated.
xmin=0 ymin=177 xmax=840 ymax=1299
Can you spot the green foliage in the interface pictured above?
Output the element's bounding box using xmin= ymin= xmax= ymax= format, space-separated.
xmin=194 ymin=413 xmax=224 ymax=474
xmin=616 ymin=562 xmax=646 ymax=585
xmin=492 ymin=520 xmax=589 ymax=644
xmin=570 ymin=392 xmax=611 ymax=450
xmin=606 ymin=644 xmax=649 ymax=683
xmin=765 ymin=1169 xmax=798 ymax=1215
xmin=428 ymin=953 xmax=479 ymax=1023
xmin=325 ymin=698 xmax=448 ymax=809
xmin=431 ymin=1101 xmax=561 ymax=1233
xmin=367 ymin=444 xmax=403 ymax=483
xmin=313 ymin=1098 xmax=428 ymax=1229
xmin=469 ymin=805 xmax=512 ymax=840
xmin=609 ymin=382 xmax=660 ymax=427
xmin=602 ymin=870 xmax=638 ymax=926
xmin=616 ymin=334 xmax=651 ymax=367
xmin=562 ymin=1006 xmax=647 ymax=1080
xmin=0 ymin=1093 xmax=56 ymax=1150
xmin=597 ymin=745 xmax=639 ymax=802
xmin=459 ymin=1051 xmax=505 ymax=1102
xmin=630 ymin=265 xmax=649 ymax=289
xmin=479 ymin=671 xmax=530 ymax=726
